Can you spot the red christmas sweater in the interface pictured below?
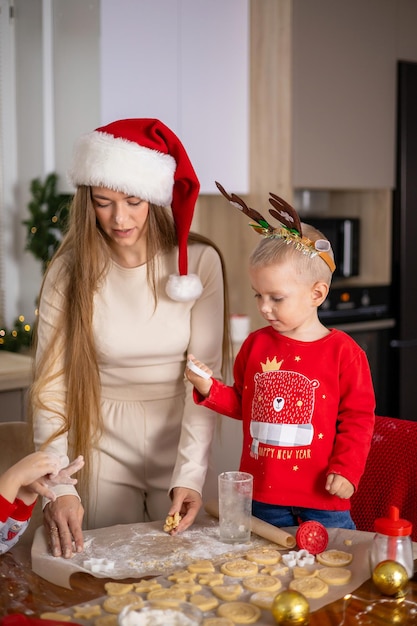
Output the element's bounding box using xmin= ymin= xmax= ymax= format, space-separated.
xmin=196 ymin=327 xmax=375 ymax=511
xmin=0 ymin=495 xmax=35 ymax=554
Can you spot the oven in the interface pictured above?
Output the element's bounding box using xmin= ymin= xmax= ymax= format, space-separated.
xmin=318 ymin=286 xmax=394 ymax=416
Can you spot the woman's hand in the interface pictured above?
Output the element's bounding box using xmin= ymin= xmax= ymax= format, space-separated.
xmin=43 ymin=494 xmax=85 ymax=558
xmin=168 ymin=487 xmax=202 ymax=534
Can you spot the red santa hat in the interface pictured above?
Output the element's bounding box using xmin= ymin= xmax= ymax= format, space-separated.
xmin=68 ymin=118 xmax=203 ymax=301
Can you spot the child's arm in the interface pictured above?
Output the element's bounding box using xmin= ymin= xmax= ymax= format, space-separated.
xmin=325 ymin=473 xmax=354 ymax=499
xmin=0 ymin=451 xmax=62 ymax=506
xmin=185 ymin=354 xmax=213 ymax=397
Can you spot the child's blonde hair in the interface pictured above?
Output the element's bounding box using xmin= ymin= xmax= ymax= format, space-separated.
xmin=249 ymin=222 xmax=334 ymax=285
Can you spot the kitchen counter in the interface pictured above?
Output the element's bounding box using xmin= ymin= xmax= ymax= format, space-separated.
xmin=0 ymin=351 xmax=33 ymax=392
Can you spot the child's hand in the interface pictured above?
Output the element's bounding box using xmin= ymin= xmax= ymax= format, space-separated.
xmin=0 ymin=451 xmax=61 ymax=505
xmin=185 ymin=354 xmax=213 ymax=398
xmin=46 ymin=455 xmax=85 ymax=487
xmin=325 ymin=473 xmax=354 ymax=499
xmin=16 ymin=454 xmax=85 ymax=504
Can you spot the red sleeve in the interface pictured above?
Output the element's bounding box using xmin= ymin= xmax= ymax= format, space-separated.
xmin=0 ymin=495 xmax=16 ymax=523
xmin=193 ymin=378 xmax=243 ymax=419
xmin=11 ymin=498 xmax=36 ymax=522
xmin=327 ymin=349 xmax=375 ymax=490
xmin=0 ymin=495 xmax=35 ymax=523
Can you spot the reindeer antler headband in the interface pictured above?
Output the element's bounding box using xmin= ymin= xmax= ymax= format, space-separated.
xmin=215 ymin=181 xmax=336 ymax=274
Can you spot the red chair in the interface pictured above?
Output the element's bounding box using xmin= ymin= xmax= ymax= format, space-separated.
xmin=350 ymin=415 xmax=417 ymax=541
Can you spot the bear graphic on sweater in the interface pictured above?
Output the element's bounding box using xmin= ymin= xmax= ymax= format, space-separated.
xmin=250 ymin=358 xmax=319 ymax=458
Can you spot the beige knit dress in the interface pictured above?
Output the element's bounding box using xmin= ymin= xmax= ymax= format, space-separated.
xmin=33 ymin=242 xmax=224 ymax=529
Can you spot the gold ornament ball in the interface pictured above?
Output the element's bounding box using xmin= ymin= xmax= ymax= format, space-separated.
xmin=372 ymin=560 xmax=409 ymax=596
xmin=271 ymin=590 xmax=310 ymax=625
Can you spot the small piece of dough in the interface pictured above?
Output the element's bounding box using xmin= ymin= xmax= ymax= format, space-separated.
xmin=202 ymin=619 xmax=234 ymax=626
xmin=102 ymin=594 xmax=144 ymax=614
xmin=242 ymin=575 xmax=282 ymax=593
xmin=163 ymin=511 xmax=182 ymax=533
xmin=316 ymin=549 xmax=353 ymax=567
xmin=289 ymin=577 xmax=329 ymax=599
xmin=317 ymin=566 xmax=352 ymax=585
xmin=188 ymin=559 xmax=216 ymax=573
xmin=104 ymin=582 xmax=134 ymax=596
xmin=40 ymin=613 xmax=72 ymax=622
xmin=212 ymin=583 xmax=244 ymax=601
xmin=217 ymin=601 xmax=261 ymax=624
xmin=220 ymin=559 xmax=258 ymax=578
xmin=187 ymin=359 xmax=211 ymax=379
xmin=245 ymin=547 xmax=281 ymax=565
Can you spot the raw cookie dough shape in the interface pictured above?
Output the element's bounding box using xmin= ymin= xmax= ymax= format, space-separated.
xmin=245 ymin=547 xmax=282 ymax=565
xmin=188 ymin=559 xmax=216 ymax=573
xmin=146 ymin=587 xmax=187 ymax=608
xmin=198 ymin=572 xmax=225 ymax=586
xmin=212 ymin=583 xmax=244 ymax=601
xmin=103 ymin=594 xmax=144 ymax=614
xmin=242 ymin=574 xmax=282 ymax=593
xmin=104 ymin=582 xmax=134 ymax=596
xmin=249 ymin=591 xmax=275 ymax=610
xmin=95 ymin=616 xmax=119 ymax=626
xmin=289 ymin=576 xmax=329 ymax=599
xmin=40 ymin=613 xmax=71 ymax=622
xmin=220 ymin=559 xmax=258 ymax=578
xmin=316 ymin=549 xmax=353 ymax=567
xmin=317 ymin=566 xmax=352 ymax=585
xmin=189 ymin=593 xmax=220 ymax=611
xmin=73 ymin=604 xmax=102 ymax=619
xmin=217 ymin=601 xmax=261 ymax=624
xmin=202 ymin=619 xmax=234 ymax=626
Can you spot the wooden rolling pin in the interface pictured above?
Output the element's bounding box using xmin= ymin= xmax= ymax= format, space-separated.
xmin=204 ymin=499 xmax=296 ymax=549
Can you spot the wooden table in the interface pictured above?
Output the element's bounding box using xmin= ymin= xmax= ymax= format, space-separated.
xmin=2 ymin=543 xmax=417 ymax=624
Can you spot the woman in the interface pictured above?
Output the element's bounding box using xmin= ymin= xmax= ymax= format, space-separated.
xmin=30 ymin=118 xmax=229 ymax=558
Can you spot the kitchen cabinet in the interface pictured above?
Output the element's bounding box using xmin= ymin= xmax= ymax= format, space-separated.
xmin=0 ymin=352 xmax=33 ymax=422
xmin=291 ymin=0 xmax=396 ymax=189
xmin=100 ymin=0 xmax=249 ymax=194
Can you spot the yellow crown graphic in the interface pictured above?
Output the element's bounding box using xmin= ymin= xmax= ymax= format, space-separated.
xmin=261 ymin=357 xmax=283 ymax=372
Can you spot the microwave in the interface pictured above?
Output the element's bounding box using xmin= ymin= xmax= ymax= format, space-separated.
xmin=306 ymin=217 xmax=360 ymax=278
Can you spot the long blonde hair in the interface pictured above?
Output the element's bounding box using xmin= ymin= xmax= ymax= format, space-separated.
xmin=29 ymin=186 xmax=230 ymax=501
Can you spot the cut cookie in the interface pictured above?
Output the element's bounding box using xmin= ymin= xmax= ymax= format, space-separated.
xmin=242 ymin=574 xmax=282 ymax=593
xmin=73 ymin=604 xmax=102 ymax=619
xmin=212 ymin=583 xmax=244 ymax=601
xmin=188 ymin=559 xmax=216 ymax=573
xmin=217 ymin=601 xmax=261 ymax=624
xmin=289 ymin=577 xmax=329 ymax=599
xmin=189 ymin=593 xmax=219 ymax=611
xmin=317 ymin=566 xmax=352 ymax=585
xmin=202 ymin=619 xmax=234 ymax=626
xmin=103 ymin=594 xmax=144 ymax=614
xmin=146 ymin=587 xmax=187 ymax=608
xmin=134 ymin=579 xmax=163 ymax=593
xmin=104 ymin=582 xmax=134 ymax=596
xmin=316 ymin=549 xmax=353 ymax=567
xmin=198 ymin=572 xmax=225 ymax=586
xmin=249 ymin=591 xmax=275 ymax=610
xmin=245 ymin=548 xmax=281 ymax=565
xmin=220 ymin=559 xmax=258 ymax=578
xmin=40 ymin=613 xmax=71 ymax=622
xmin=95 ymin=616 xmax=118 ymax=626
